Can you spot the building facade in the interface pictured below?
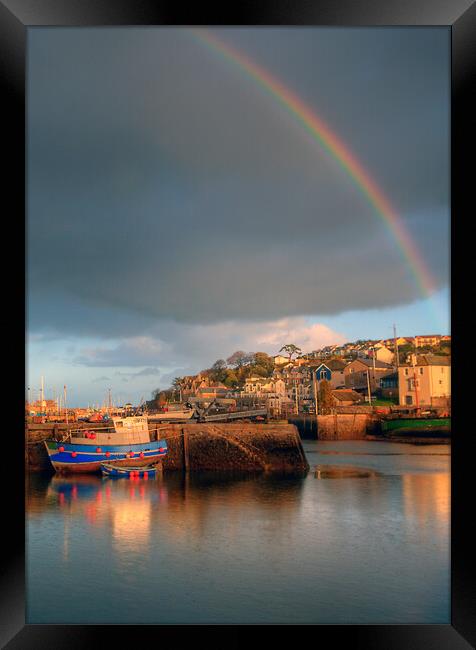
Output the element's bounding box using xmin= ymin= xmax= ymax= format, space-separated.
xmin=398 ymin=355 xmax=451 ymax=406
xmin=344 ymin=358 xmax=395 ymax=393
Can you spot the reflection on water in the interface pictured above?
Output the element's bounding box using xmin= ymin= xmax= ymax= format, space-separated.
xmin=26 ymin=441 xmax=450 ymax=624
xmin=402 ymin=473 xmax=450 ymax=530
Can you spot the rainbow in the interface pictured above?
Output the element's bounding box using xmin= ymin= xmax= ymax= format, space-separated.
xmin=190 ymin=29 xmax=438 ymax=300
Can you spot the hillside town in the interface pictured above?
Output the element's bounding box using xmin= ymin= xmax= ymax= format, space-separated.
xmin=148 ymin=333 xmax=451 ymax=418
xmin=26 ymin=334 xmax=451 ymax=422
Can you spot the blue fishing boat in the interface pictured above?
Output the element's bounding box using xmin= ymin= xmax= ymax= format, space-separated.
xmin=100 ymin=462 xmax=159 ymax=478
xmin=44 ymin=415 xmax=167 ymax=474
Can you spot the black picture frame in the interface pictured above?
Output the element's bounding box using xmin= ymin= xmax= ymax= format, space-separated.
xmin=3 ymin=0 xmax=474 ymax=647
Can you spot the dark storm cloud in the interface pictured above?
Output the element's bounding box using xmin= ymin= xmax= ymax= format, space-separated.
xmin=28 ymin=27 xmax=449 ymax=336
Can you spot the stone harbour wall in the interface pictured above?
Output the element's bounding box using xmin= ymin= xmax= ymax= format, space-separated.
xmin=26 ymin=422 xmax=309 ymax=473
xmin=160 ymin=423 xmax=308 ymax=473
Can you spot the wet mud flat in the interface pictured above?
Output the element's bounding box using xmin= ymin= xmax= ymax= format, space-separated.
xmin=314 ymin=464 xmax=382 ymax=479
xmin=366 ymin=434 xmax=450 ymax=445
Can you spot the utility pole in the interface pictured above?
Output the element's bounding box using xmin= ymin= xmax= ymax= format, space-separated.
xmin=40 ymin=376 xmax=44 ymax=413
xmin=393 ymin=323 xmax=399 ymax=370
xmin=313 ymin=369 xmax=319 ymax=417
xmin=411 ymin=354 xmax=420 ymax=410
xmin=371 ymin=347 xmax=376 ymax=396
xmin=366 ymin=369 xmax=372 ymax=405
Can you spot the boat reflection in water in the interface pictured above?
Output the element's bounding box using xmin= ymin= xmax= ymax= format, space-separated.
xmin=26 ymin=443 xmax=450 ymax=625
xmin=29 ymin=471 xmax=306 ymax=560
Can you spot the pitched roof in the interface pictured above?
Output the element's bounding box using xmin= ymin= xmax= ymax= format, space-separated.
xmin=326 ymin=359 xmax=347 ymax=370
xmin=332 ymin=389 xmax=363 ymax=402
xmin=310 ymin=362 xmax=330 ymax=371
xmin=402 ymin=354 xmax=451 ymax=367
xmin=197 ymin=384 xmax=228 ymax=393
xmin=349 ymin=358 xmax=394 ymax=369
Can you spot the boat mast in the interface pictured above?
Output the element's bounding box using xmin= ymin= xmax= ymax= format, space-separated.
xmin=64 ymin=385 xmax=68 ymax=424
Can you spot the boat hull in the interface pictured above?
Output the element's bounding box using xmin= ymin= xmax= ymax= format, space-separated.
xmin=44 ymin=440 xmax=167 ymax=474
xmin=149 ymin=411 xmax=194 ymax=422
xmin=381 ymin=417 xmax=450 ymax=434
xmin=101 ymin=463 xmax=158 ymax=478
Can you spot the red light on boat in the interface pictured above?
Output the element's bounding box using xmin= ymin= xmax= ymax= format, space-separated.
xmin=96 ymin=447 xmax=102 ymax=453
xmin=58 ymin=446 xmax=65 ymax=452
xmin=71 ymin=452 xmax=77 ymax=458
xmin=139 ymin=452 xmax=144 ymax=458
xmin=105 ymin=451 xmax=111 ymax=458
xmin=159 ymin=447 xmax=165 ymax=452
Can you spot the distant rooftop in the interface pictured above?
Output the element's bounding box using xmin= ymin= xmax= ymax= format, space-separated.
xmin=402 ymin=354 xmax=451 ymax=367
xmin=350 ymin=358 xmax=394 ymax=369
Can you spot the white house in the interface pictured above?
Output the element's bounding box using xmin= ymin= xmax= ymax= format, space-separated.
xmin=398 ymin=354 xmax=451 ymax=407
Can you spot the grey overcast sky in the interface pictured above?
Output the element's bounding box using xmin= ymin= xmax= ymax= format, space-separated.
xmin=27 ymin=27 xmax=450 ymax=406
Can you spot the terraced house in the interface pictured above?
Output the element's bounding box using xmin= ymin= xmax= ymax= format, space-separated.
xmin=344 ymin=358 xmax=395 ymax=393
xmin=398 ymin=354 xmax=451 ymax=407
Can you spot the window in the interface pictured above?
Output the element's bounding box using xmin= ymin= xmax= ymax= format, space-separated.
xmin=419 ymin=368 xmax=424 ymax=375
xmin=404 ymin=369 xmax=409 ymax=376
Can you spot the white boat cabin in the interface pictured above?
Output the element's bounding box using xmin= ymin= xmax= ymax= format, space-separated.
xmin=70 ymin=415 xmax=151 ymax=446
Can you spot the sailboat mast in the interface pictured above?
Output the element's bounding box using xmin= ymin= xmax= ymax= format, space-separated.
xmin=64 ymin=385 xmax=68 ymax=424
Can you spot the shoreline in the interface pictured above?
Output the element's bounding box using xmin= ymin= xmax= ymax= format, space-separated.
xmin=365 ymin=434 xmax=450 ymax=445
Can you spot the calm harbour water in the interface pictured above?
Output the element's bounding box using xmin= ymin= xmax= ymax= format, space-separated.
xmin=26 ymin=440 xmax=450 ymax=624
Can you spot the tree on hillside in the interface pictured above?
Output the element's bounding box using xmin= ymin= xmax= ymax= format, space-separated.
xmin=398 ymin=344 xmax=413 ymax=365
xmin=227 ymin=350 xmax=248 ymax=369
xmin=318 ymin=379 xmax=334 ymax=415
xmin=435 ymin=341 xmax=451 ymax=356
xmin=171 ymin=377 xmax=183 ymax=401
xmin=222 ymin=369 xmax=239 ymax=388
xmin=279 ymin=344 xmax=302 ymax=362
xmin=209 ymin=359 xmax=228 ymax=383
xmin=253 ymin=352 xmax=275 ymax=377
xmin=155 ymin=389 xmax=173 ymax=405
